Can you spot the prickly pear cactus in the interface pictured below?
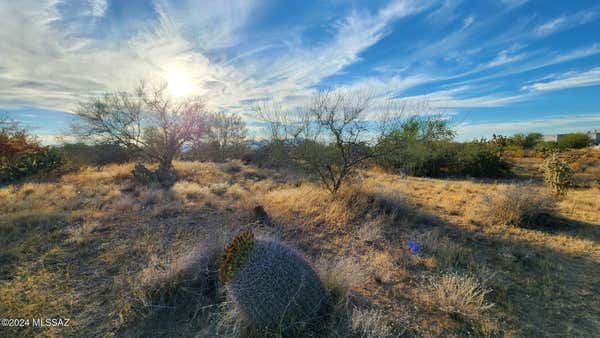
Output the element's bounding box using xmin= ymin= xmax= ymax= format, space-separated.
xmin=219 ymin=231 xmax=327 ymax=330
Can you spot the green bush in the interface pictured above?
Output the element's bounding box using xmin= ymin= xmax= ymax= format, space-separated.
xmin=558 ymin=133 xmax=592 ymax=149
xmin=376 ymin=117 xmax=455 ymax=177
xmin=0 ymin=122 xmax=63 ymax=184
xmin=454 ymin=142 xmax=512 ymax=178
xmin=509 ymin=132 xmax=543 ymax=149
xmin=219 ymin=231 xmax=328 ymax=332
xmin=535 ymin=141 xmax=559 ymax=155
xmin=242 ymin=141 xmax=296 ymax=169
xmin=0 ymin=147 xmax=62 ymax=184
xmin=377 ymin=131 xmax=511 ymax=178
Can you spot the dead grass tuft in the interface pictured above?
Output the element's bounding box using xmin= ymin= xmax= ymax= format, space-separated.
xmin=424 ymin=273 xmax=493 ymax=320
xmin=480 ymin=184 xmax=556 ymax=227
xmin=351 ymin=307 xmax=393 ymax=338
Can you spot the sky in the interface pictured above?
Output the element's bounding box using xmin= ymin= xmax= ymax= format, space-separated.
xmin=1 ymin=0 xmax=600 ymax=143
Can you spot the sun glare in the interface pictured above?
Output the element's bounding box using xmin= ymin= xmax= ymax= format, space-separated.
xmin=167 ymin=69 xmax=193 ymax=98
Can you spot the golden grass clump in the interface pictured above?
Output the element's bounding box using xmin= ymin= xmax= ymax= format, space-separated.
xmin=425 ymin=273 xmax=493 ymax=320
xmin=171 ymin=180 xmax=211 ymax=203
xmin=481 ymin=184 xmax=555 ymax=227
xmin=418 ymin=230 xmax=473 ymax=269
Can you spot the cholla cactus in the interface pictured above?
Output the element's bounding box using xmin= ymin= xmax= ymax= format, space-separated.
xmin=219 ymin=231 xmax=327 ymax=330
xmin=542 ymin=151 xmax=573 ymax=197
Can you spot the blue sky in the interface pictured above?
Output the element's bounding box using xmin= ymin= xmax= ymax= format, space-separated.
xmin=1 ymin=0 xmax=600 ymax=143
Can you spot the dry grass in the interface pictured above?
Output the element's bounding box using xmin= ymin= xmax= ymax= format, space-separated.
xmin=351 ymin=308 xmax=393 ymax=338
xmin=424 ymin=273 xmax=493 ymax=320
xmin=1 ymin=154 xmax=599 ymax=337
xmin=479 ymin=183 xmax=556 ymax=227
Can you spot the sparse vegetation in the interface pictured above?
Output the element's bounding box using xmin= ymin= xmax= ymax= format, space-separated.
xmin=1 ymin=149 xmax=599 ymax=337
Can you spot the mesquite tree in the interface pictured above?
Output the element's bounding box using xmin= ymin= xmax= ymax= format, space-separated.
xmin=298 ymin=90 xmax=374 ymax=194
xmin=256 ymin=89 xmax=381 ymax=194
xmin=73 ymin=82 xmax=208 ymax=182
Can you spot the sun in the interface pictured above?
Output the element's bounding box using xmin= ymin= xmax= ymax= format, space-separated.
xmin=166 ymin=69 xmax=194 ymax=98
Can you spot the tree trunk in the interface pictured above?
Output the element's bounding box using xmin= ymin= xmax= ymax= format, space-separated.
xmin=157 ymin=156 xmax=175 ymax=186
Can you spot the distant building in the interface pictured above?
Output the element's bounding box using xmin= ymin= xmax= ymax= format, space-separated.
xmin=589 ymin=131 xmax=600 ymax=144
xmin=543 ymin=131 xmax=600 ymax=144
xmin=542 ymin=134 xmax=560 ymax=142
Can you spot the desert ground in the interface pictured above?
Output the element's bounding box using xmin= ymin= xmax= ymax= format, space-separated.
xmin=1 ymin=149 xmax=599 ymax=337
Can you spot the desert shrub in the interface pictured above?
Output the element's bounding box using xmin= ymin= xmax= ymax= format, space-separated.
xmin=558 ymin=133 xmax=592 ymax=149
xmin=508 ymin=132 xmax=542 ymax=149
xmin=377 ymin=140 xmax=510 ymax=178
xmin=0 ymin=148 xmax=62 ymax=184
xmin=541 ymin=152 xmax=573 ymax=197
xmin=376 ymin=116 xmax=455 ymax=177
xmin=482 ymin=184 xmax=555 ymax=227
xmin=187 ymin=112 xmax=248 ymax=162
xmin=132 ymin=162 xmax=176 ymax=187
xmin=294 ymin=138 xmax=373 ymax=193
xmin=426 ymin=273 xmax=493 ymax=320
xmin=502 ymin=144 xmax=526 ymax=157
xmin=242 ymin=141 xmax=296 ymax=169
xmin=454 ymin=142 xmax=512 ymax=178
xmin=219 ymin=231 xmax=328 ymax=333
xmin=0 ymin=122 xmax=62 ymax=184
xmin=73 ymin=82 xmax=210 ymax=185
xmin=535 ymin=141 xmax=559 ymax=155
xmin=376 ymin=118 xmax=510 ymax=178
xmin=58 ymin=142 xmax=131 ymax=168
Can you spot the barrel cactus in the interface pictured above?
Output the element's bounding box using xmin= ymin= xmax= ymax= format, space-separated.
xmin=219 ymin=231 xmax=328 ymax=331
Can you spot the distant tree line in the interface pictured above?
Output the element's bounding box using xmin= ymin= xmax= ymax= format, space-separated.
xmin=3 ymin=82 xmax=596 ymax=190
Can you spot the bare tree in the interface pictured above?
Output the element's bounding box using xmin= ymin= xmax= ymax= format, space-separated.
xmin=251 ymin=102 xmax=311 ymax=167
xmin=254 ymin=102 xmax=309 ymax=142
xmin=73 ymin=82 xmax=208 ymax=182
xmin=253 ymin=91 xmax=410 ymax=194
xmin=208 ymin=112 xmax=247 ymax=161
xmin=295 ymin=89 xmax=376 ymax=194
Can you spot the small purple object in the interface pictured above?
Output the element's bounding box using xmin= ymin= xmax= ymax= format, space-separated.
xmin=408 ymin=240 xmax=420 ymax=254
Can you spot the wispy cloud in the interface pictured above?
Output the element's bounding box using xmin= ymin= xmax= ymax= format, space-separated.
xmin=1 ymin=0 xmax=600 ymax=141
xmin=499 ymin=0 xmax=529 ymax=9
xmin=535 ymin=10 xmax=599 ymax=37
xmin=89 ymin=0 xmax=108 ymax=17
xmin=156 ymin=0 xmax=263 ymax=50
xmin=524 ymin=67 xmax=600 ymax=91
xmin=486 ymin=48 xmax=527 ymax=67
xmin=0 ymin=0 xmax=430 ymax=114
xmin=456 ymin=113 xmax=600 ymax=137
